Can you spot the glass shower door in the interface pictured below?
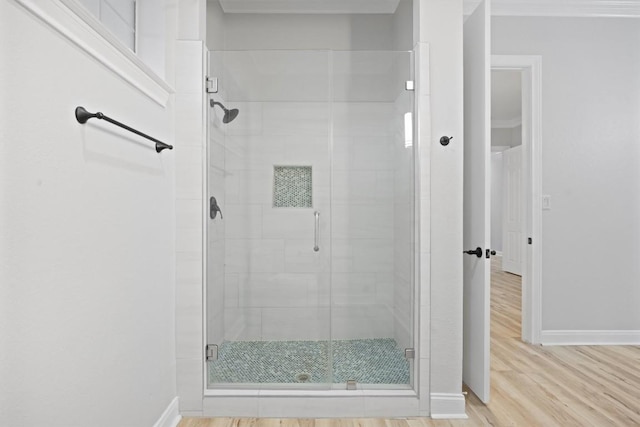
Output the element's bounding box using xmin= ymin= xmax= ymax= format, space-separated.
xmin=206 ymin=50 xmax=333 ymax=388
xmin=329 ymin=51 xmax=416 ymax=389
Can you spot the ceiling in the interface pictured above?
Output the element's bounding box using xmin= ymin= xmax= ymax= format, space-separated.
xmin=491 ymin=70 xmax=521 ymax=126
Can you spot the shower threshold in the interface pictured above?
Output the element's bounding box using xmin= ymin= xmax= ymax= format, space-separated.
xmin=208 ymin=338 xmax=410 ymax=386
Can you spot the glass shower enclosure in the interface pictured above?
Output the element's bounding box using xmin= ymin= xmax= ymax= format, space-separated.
xmin=206 ymin=50 xmax=415 ymax=389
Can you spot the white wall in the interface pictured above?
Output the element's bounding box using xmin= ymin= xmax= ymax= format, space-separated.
xmin=393 ymin=0 xmax=414 ymax=51
xmin=493 ymin=17 xmax=640 ymax=332
xmin=206 ymin=0 xmax=225 ymax=50
xmin=417 ymin=0 xmax=465 ymax=417
xmin=0 ymin=1 xmax=177 ymax=426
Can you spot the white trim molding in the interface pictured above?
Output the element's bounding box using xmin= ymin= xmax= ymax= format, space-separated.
xmin=153 ymin=397 xmax=181 ymax=427
xmin=465 ymin=0 xmax=640 ymax=18
xmin=541 ymin=330 xmax=640 ymax=346
xmin=13 ymin=0 xmax=173 ymax=106
xmin=430 ymin=393 xmax=468 ymax=419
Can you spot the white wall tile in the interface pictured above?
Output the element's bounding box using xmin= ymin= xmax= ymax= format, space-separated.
xmin=224 ymin=273 xmax=240 ymax=308
xmin=306 ymin=273 xmax=331 ymax=307
xmin=262 ymin=102 xmax=330 ymax=136
xmin=177 ymin=358 xmax=203 ymax=412
xmin=224 ymin=170 xmax=272 ymax=205
xmin=176 ymin=228 xmax=203 ymax=253
xmin=224 ymin=102 xmax=264 ymax=137
xmin=202 ymin=396 xmax=259 ymax=417
xmin=375 ymin=273 xmax=395 ymax=305
xmin=176 ymin=93 xmax=204 ymax=147
xmin=353 ymin=239 xmax=394 ymax=273
xmin=364 ymin=396 xmax=419 ymax=417
xmin=177 ymin=251 xmax=203 ymax=283
xmin=332 ymin=103 xmax=394 ymax=137
xmin=258 ymin=396 xmax=364 ymax=418
xmin=331 ymin=305 xmax=394 ymax=340
xmin=282 ymin=136 xmax=330 ymax=170
xmin=224 ymin=307 xmax=262 ymax=341
xmin=284 ymin=239 xmax=329 ymax=273
xmin=225 ymin=239 xmax=285 ymax=273
xmin=176 ymin=162 xmax=203 ymax=199
xmin=175 ymin=42 xmax=204 ymax=94
xmin=237 ymin=273 xmax=311 ymax=308
xmin=331 ymin=273 xmax=377 ymax=306
xmin=224 ymin=135 xmax=284 ymax=172
xmin=333 ymin=136 xmax=394 ymax=171
xmin=261 ymin=307 xmax=330 ymax=341
xmin=224 ymin=204 xmax=263 ymax=239
xmin=262 ymin=208 xmax=317 ymax=240
xmin=177 ymin=198 xmax=203 ymax=230
xmin=176 ymin=280 xmax=203 ymax=359
xmin=332 ymin=204 xmax=394 ymax=240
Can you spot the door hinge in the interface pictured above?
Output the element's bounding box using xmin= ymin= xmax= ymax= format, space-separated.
xmin=405 ymin=348 xmax=415 ymax=360
xmin=405 ymin=80 xmax=415 ymax=91
xmin=206 ymin=76 xmax=218 ymax=94
xmin=206 ymin=344 xmax=218 ymax=362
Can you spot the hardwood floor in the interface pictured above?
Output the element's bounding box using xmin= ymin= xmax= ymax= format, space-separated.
xmin=180 ymin=257 xmax=640 ymax=426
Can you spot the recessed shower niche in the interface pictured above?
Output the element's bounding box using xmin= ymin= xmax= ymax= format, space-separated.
xmin=273 ymin=166 xmax=313 ymax=208
xmin=206 ymin=49 xmax=416 ymax=390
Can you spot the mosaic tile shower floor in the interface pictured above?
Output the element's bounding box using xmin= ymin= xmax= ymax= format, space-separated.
xmin=209 ymin=338 xmax=410 ymax=384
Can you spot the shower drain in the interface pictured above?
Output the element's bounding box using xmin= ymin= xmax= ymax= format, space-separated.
xmin=295 ymin=373 xmax=311 ymax=383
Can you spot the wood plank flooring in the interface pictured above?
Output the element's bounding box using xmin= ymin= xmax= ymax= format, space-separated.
xmin=180 ymin=257 xmax=640 ymax=426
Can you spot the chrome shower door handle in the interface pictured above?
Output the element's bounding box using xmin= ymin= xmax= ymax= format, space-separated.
xmin=313 ymin=211 xmax=320 ymax=252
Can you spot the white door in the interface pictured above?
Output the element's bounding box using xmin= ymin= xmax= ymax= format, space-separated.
xmin=463 ymin=0 xmax=491 ymax=404
xmin=502 ymin=145 xmax=523 ymax=275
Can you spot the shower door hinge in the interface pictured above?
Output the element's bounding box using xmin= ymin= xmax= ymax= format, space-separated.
xmin=405 ymin=80 xmax=415 ymax=91
xmin=346 ymin=380 xmax=357 ymax=390
xmin=405 ymin=348 xmax=415 ymax=360
xmin=206 ymin=77 xmax=218 ymax=94
xmin=205 ymin=344 xmax=218 ymax=362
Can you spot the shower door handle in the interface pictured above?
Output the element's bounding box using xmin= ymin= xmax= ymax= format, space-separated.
xmin=313 ymin=211 xmax=320 ymax=252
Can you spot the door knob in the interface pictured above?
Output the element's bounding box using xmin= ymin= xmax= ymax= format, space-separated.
xmin=486 ymin=249 xmax=496 ymax=259
xmin=464 ymin=247 xmax=483 ymax=258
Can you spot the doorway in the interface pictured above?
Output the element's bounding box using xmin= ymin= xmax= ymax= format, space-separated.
xmin=492 ymin=55 xmax=542 ymax=347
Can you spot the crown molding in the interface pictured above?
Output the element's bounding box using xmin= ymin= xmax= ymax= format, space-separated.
xmin=464 ymin=0 xmax=640 ymax=18
xmin=219 ymin=0 xmax=401 ymax=14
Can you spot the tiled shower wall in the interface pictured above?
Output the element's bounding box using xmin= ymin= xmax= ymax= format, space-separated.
xmin=216 ymin=101 xmax=400 ymax=342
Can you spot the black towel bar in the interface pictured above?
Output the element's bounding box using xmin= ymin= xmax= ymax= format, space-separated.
xmin=75 ymin=106 xmax=173 ymax=153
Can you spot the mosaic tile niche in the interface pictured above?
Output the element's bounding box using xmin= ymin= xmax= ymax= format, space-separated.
xmin=273 ymin=166 xmax=313 ymax=208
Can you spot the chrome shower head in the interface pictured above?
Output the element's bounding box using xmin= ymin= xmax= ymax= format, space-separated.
xmin=210 ymin=100 xmax=239 ymax=124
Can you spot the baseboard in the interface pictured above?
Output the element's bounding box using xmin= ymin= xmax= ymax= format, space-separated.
xmin=153 ymin=397 xmax=181 ymax=427
xmin=541 ymin=330 xmax=640 ymax=346
xmin=429 ymin=393 xmax=468 ymax=419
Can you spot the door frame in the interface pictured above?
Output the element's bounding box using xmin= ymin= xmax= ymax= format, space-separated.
xmin=491 ymin=55 xmax=542 ymax=344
